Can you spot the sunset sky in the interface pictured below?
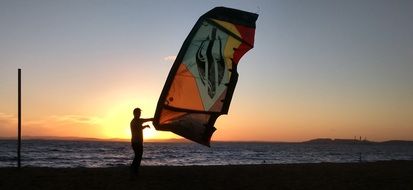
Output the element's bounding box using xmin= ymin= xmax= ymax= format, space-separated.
xmin=1 ymin=0 xmax=412 ymax=142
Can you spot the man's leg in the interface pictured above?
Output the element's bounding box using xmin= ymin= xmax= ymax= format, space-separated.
xmin=131 ymin=144 xmax=140 ymax=175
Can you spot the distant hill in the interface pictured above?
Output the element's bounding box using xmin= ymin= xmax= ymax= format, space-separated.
xmin=380 ymin=140 xmax=413 ymax=145
xmin=303 ymin=138 xmax=413 ymax=145
xmin=304 ymin=138 xmax=372 ymax=144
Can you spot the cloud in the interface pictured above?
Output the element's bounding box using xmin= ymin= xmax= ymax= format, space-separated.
xmin=0 ymin=113 xmax=104 ymax=138
xmin=163 ymin=55 xmax=176 ymax=62
xmin=34 ymin=115 xmax=104 ymax=137
xmin=0 ymin=112 xmax=15 ymax=121
xmin=0 ymin=113 xmax=16 ymax=136
xmin=51 ymin=115 xmax=101 ymax=124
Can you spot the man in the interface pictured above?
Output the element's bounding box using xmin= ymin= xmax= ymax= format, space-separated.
xmin=130 ymin=108 xmax=153 ymax=176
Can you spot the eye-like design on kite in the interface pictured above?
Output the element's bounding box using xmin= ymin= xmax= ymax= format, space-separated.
xmin=196 ymin=27 xmax=226 ymax=99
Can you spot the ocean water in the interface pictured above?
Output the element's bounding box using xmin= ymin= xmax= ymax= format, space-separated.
xmin=0 ymin=140 xmax=413 ymax=167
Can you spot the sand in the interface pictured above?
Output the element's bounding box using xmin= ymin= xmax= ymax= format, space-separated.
xmin=1 ymin=161 xmax=412 ymax=190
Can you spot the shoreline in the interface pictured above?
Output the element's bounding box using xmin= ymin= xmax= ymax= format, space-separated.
xmin=1 ymin=161 xmax=412 ymax=190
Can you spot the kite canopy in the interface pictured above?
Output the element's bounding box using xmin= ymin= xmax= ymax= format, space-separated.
xmin=153 ymin=7 xmax=258 ymax=146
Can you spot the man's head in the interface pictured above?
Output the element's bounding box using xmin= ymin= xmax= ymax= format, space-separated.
xmin=133 ymin=108 xmax=141 ymax=118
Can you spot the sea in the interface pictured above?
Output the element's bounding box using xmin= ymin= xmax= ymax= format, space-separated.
xmin=1 ymin=140 xmax=413 ymax=168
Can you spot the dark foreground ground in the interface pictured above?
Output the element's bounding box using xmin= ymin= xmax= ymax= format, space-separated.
xmin=1 ymin=161 xmax=412 ymax=190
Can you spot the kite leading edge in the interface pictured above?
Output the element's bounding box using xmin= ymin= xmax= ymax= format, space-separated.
xmin=153 ymin=7 xmax=258 ymax=146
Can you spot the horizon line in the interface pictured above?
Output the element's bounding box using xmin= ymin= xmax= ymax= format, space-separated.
xmin=0 ymin=136 xmax=412 ymax=143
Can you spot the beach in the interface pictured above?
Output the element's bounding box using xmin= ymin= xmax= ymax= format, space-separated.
xmin=1 ymin=161 xmax=412 ymax=190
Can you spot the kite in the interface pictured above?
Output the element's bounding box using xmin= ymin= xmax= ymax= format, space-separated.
xmin=153 ymin=7 xmax=258 ymax=146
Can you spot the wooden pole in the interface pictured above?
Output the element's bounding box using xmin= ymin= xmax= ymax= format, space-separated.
xmin=18 ymin=68 xmax=21 ymax=168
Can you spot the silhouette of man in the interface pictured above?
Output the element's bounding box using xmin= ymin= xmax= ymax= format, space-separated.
xmin=130 ymin=108 xmax=153 ymax=176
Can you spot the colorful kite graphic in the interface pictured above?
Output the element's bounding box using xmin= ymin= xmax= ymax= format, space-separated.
xmin=153 ymin=7 xmax=258 ymax=146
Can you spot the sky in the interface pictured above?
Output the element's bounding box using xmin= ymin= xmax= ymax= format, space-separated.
xmin=1 ymin=0 xmax=412 ymax=142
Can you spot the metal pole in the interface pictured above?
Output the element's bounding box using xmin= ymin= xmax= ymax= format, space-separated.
xmin=18 ymin=68 xmax=21 ymax=168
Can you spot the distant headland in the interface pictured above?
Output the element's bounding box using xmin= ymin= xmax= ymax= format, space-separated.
xmin=303 ymin=138 xmax=413 ymax=145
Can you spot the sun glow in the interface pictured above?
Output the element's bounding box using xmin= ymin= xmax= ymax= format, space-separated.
xmin=143 ymin=126 xmax=180 ymax=140
xmin=98 ymin=97 xmax=179 ymax=141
